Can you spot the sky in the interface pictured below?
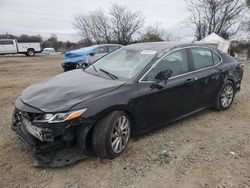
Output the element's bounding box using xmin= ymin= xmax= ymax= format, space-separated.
xmin=0 ymin=0 xmax=194 ymax=42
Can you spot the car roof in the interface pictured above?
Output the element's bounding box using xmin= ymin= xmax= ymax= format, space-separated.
xmin=81 ymin=44 xmax=121 ymax=50
xmin=96 ymin=44 xmax=122 ymax=47
xmin=124 ymin=42 xmax=215 ymax=53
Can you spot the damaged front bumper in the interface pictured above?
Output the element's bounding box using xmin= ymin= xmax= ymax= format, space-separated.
xmin=62 ymin=62 xmax=77 ymax=71
xmin=12 ymin=108 xmax=92 ymax=167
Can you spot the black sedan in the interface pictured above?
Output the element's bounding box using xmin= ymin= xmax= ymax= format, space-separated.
xmin=12 ymin=42 xmax=244 ymax=166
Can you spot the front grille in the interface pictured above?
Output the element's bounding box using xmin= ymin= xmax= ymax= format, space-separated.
xmin=21 ymin=112 xmax=31 ymax=121
xmin=20 ymin=111 xmax=42 ymax=121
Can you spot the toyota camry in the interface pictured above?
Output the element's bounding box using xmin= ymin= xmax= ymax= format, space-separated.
xmin=12 ymin=42 xmax=244 ymax=166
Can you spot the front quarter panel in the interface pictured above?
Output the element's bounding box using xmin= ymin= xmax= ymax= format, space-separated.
xmin=70 ymin=83 xmax=139 ymax=123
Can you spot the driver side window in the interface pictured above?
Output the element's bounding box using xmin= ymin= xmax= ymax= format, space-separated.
xmin=142 ymin=49 xmax=189 ymax=81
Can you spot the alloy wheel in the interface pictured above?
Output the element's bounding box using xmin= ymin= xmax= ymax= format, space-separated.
xmin=110 ymin=116 xmax=130 ymax=154
xmin=221 ymin=85 xmax=234 ymax=108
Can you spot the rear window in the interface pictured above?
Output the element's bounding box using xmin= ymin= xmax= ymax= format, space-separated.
xmin=191 ymin=48 xmax=214 ymax=70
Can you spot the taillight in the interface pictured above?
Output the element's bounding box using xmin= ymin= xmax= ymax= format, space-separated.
xmin=238 ymin=63 xmax=244 ymax=69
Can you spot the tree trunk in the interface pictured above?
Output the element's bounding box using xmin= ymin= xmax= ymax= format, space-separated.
xmin=247 ymin=49 xmax=250 ymax=61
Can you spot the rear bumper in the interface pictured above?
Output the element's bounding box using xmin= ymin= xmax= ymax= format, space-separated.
xmin=12 ymin=108 xmax=91 ymax=167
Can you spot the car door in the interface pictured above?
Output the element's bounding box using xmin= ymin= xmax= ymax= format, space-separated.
xmin=0 ymin=40 xmax=6 ymax=53
xmin=0 ymin=40 xmax=15 ymax=54
xmin=188 ymin=47 xmax=225 ymax=108
xmin=134 ymin=49 xmax=200 ymax=132
xmin=1 ymin=40 xmax=17 ymax=54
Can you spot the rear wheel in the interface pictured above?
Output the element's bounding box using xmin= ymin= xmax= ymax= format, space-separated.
xmin=92 ymin=111 xmax=131 ymax=159
xmin=214 ymin=80 xmax=235 ymax=111
xmin=27 ymin=49 xmax=35 ymax=56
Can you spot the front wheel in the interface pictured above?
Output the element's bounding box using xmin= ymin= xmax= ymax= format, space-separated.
xmin=214 ymin=80 xmax=235 ymax=111
xmin=92 ymin=111 xmax=131 ymax=159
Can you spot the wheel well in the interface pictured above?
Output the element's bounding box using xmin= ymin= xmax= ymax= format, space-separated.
xmin=27 ymin=48 xmax=35 ymax=52
xmin=85 ymin=109 xmax=136 ymax=152
xmin=226 ymin=79 xmax=236 ymax=89
xmin=227 ymin=79 xmax=234 ymax=83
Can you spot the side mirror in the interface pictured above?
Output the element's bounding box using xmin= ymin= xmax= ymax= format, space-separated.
xmin=89 ymin=52 xmax=95 ymax=56
xmin=155 ymin=70 xmax=172 ymax=82
xmin=150 ymin=70 xmax=172 ymax=89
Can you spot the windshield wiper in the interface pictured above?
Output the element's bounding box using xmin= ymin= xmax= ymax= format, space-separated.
xmin=99 ymin=68 xmax=118 ymax=80
xmin=92 ymin=64 xmax=98 ymax=72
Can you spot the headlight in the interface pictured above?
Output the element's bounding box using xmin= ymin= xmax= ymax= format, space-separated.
xmin=34 ymin=108 xmax=87 ymax=123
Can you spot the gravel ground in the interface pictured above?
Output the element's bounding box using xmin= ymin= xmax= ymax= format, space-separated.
xmin=0 ymin=55 xmax=249 ymax=188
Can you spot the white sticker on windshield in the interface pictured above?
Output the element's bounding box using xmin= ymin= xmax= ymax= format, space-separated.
xmin=141 ymin=50 xmax=157 ymax=55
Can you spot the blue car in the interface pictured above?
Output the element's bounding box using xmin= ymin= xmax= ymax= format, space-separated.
xmin=62 ymin=44 xmax=122 ymax=71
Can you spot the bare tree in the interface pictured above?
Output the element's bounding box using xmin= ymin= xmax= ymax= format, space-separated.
xmin=73 ymin=4 xmax=144 ymax=44
xmin=186 ymin=0 xmax=246 ymax=40
xmin=109 ymin=4 xmax=144 ymax=45
xmin=73 ymin=14 xmax=93 ymax=45
xmin=89 ymin=9 xmax=112 ymax=43
xmin=73 ymin=10 xmax=113 ymax=44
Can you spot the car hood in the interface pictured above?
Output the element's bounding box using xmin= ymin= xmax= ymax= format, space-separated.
xmin=20 ymin=69 xmax=125 ymax=112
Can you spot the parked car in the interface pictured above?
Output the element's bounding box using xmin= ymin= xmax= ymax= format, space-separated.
xmin=12 ymin=42 xmax=244 ymax=166
xmin=0 ymin=39 xmax=41 ymax=56
xmin=62 ymin=44 xmax=122 ymax=72
xmin=41 ymin=48 xmax=57 ymax=55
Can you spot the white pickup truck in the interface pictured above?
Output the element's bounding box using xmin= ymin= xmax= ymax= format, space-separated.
xmin=0 ymin=39 xmax=41 ymax=56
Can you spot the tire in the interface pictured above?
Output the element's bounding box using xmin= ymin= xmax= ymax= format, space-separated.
xmin=214 ymin=80 xmax=235 ymax=111
xmin=76 ymin=63 xmax=81 ymax=69
xmin=27 ymin=49 xmax=35 ymax=56
xmin=81 ymin=64 xmax=88 ymax=70
xmin=92 ymin=111 xmax=131 ymax=159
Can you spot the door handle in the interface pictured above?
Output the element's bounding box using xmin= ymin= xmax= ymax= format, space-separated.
xmin=185 ymin=78 xmax=195 ymax=85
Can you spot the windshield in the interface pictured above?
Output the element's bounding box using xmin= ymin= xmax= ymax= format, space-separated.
xmin=85 ymin=47 xmax=157 ymax=81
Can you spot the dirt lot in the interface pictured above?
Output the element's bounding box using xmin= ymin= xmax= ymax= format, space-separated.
xmin=0 ymin=55 xmax=249 ymax=188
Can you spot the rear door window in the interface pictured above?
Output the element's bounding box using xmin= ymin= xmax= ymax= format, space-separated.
xmin=191 ymin=48 xmax=214 ymax=70
xmin=212 ymin=51 xmax=221 ymax=64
